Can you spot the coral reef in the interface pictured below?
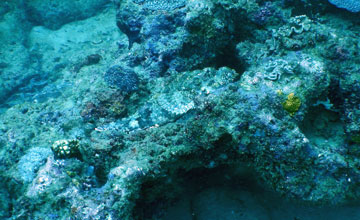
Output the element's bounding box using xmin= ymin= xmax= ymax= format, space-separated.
xmin=51 ymin=139 xmax=80 ymax=159
xmin=1 ymin=0 xmax=360 ymax=219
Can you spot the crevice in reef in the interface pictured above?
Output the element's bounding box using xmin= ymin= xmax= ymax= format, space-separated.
xmin=214 ymin=44 xmax=246 ymax=76
xmin=133 ymin=164 xmax=259 ymax=220
xmin=300 ymin=105 xmax=346 ymax=151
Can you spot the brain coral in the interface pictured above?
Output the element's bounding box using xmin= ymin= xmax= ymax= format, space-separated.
xmin=105 ymin=65 xmax=139 ymax=93
xmin=132 ymin=0 xmax=186 ymax=10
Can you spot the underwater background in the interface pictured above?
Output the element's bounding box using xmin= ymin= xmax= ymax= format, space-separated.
xmin=1 ymin=0 xmax=360 ymax=219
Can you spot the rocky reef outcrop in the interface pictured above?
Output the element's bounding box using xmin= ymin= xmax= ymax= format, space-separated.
xmin=1 ymin=0 xmax=360 ymax=219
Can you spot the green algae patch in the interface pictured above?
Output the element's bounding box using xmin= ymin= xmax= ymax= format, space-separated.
xmin=282 ymin=93 xmax=301 ymax=116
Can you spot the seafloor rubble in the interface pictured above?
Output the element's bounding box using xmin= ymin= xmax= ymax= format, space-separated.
xmin=1 ymin=0 xmax=360 ymax=219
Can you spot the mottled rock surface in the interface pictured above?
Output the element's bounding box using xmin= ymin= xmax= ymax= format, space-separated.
xmin=25 ymin=0 xmax=111 ymax=29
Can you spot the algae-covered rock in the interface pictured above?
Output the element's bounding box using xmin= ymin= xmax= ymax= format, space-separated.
xmin=25 ymin=0 xmax=111 ymax=29
xmin=328 ymin=0 xmax=360 ymax=12
xmin=17 ymin=147 xmax=52 ymax=183
xmin=0 ymin=9 xmax=32 ymax=104
xmin=115 ymin=0 xmax=256 ymax=77
xmin=0 ymin=185 xmax=10 ymax=218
